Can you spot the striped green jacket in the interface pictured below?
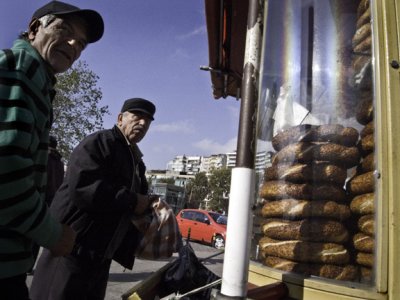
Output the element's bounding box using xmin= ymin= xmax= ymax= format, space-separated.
xmin=0 ymin=39 xmax=62 ymax=278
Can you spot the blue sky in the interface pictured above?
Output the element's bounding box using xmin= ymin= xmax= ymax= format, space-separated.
xmin=0 ymin=0 xmax=241 ymax=169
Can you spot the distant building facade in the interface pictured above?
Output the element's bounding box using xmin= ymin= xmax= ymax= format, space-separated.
xmin=166 ymin=155 xmax=202 ymax=175
xmin=199 ymin=154 xmax=226 ymax=175
xmin=225 ymin=152 xmax=237 ymax=169
xmin=148 ymin=151 xmax=273 ymax=210
xmin=146 ymin=169 xmax=194 ymax=189
xmin=165 ymin=151 xmax=272 ymax=176
xmin=224 ymin=150 xmax=273 ymax=173
xmin=166 ymin=155 xmax=187 ymax=173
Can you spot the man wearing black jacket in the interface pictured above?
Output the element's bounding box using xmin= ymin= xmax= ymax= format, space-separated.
xmin=30 ymin=98 xmax=156 ymax=300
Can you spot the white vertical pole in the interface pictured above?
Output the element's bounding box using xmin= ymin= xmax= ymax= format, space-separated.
xmin=220 ymin=167 xmax=254 ymax=297
xmin=215 ymin=0 xmax=261 ymax=297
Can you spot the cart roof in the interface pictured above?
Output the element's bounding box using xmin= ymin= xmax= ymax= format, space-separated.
xmin=204 ymin=0 xmax=248 ymax=99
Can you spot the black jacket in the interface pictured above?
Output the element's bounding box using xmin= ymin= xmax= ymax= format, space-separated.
xmin=50 ymin=126 xmax=148 ymax=269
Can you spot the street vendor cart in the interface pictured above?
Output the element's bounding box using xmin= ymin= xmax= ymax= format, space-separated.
xmin=204 ymin=0 xmax=400 ymax=299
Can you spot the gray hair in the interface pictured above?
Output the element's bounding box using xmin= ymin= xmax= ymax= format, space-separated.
xmin=19 ymin=14 xmax=57 ymax=40
xmin=38 ymin=14 xmax=57 ymax=27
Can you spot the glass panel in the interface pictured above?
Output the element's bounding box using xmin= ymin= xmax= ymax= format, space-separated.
xmin=253 ymin=0 xmax=375 ymax=287
xmin=182 ymin=211 xmax=195 ymax=220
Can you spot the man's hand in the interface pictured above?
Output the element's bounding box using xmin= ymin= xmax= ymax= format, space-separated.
xmin=48 ymin=224 xmax=76 ymax=257
xmin=134 ymin=194 xmax=158 ymax=215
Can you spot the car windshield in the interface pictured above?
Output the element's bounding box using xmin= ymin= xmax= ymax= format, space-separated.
xmin=209 ymin=212 xmax=227 ymax=225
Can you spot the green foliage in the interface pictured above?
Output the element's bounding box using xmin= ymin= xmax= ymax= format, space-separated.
xmin=51 ymin=60 xmax=109 ymax=161
xmin=185 ymin=172 xmax=209 ymax=209
xmin=183 ymin=169 xmax=231 ymax=211
xmin=207 ymin=168 xmax=231 ymax=212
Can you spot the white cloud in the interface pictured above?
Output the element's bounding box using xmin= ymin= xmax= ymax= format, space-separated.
xmin=177 ymin=25 xmax=206 ymax=40
xmin=151 ymin=120 xmax=195 ymax=134
xmin=193 ymin=137 xmax=237 ymax=154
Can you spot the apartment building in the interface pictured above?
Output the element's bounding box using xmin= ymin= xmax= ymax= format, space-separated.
xmin=166 ymin=155 xmax=202 ymax=175
xmin=165 ymin=151 xmax=272 ymax=176
xmin=199 ymin=154 xmax=227 ymax=175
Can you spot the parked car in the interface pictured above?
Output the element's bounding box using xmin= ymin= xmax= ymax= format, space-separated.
xmin=176 ymin=209 xmax=227 ymax=249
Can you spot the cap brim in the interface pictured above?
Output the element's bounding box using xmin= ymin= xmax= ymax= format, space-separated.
xmin=126 ymin=109 xmax=155 ymax=120
xmin=54 ymin=9 xmax=104 ymax=43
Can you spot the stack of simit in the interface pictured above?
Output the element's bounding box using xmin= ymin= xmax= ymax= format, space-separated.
xmin=258 ymin=124 xmax=360 ymax=280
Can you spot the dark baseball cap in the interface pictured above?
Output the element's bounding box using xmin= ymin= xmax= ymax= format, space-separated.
xmin=32 ymin=1 xmax=104 ymax=43
xmin=121 ymin=98 xmax=156 ymax=120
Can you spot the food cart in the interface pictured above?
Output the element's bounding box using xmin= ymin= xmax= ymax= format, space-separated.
xmin=204 ymin=0 xmax=400 ymax=299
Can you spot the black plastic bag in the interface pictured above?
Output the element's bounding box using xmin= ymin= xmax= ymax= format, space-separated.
xmin=159 ymin=243 xmax=220 ymax=299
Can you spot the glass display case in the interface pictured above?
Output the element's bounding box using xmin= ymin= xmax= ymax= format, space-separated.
xmin=248 ymin=0 xmax=400 ymax=298
xmin=204 ymin=0 xmax=400 ymax=298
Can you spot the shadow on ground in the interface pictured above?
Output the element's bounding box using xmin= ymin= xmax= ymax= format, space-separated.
xmin=108 ymin=271 xmax=154 ymax=282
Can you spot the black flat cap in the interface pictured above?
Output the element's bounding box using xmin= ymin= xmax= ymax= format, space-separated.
xmin=121 ymin=98 xmax=156 ymax=120
xmin=32 ymin=1 xmax=104 ymax=43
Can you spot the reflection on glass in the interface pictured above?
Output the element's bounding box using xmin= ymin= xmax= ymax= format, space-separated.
xmin=253 ymin=0 xmax=375 ymax=286
xmin=209 ymin=212 xmax=228 ymax=225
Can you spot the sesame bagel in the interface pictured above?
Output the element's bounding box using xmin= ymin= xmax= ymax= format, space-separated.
xmin=354 ymin=35 xmax=372 ymax=54
xmin=352 ymin=23 xmax=372 ymax=50
xmin=356 ymin=252 xmax=374 ymax=267
xmin=259 ymin=237 xmax=350 ymax=265
xmin=264 ymin=162 xmax=347 ymax=185
xmin=360 ymin=267 xmax=373 ymax=282
xmin=356 ymin=7 xmax=371 ymax=29
xmin=261 ymin=219 xmax=349 ymax=243
xmin=359 ymin=152 xmax=375 ymax=173
xmin=350 ymin=193 xmax=375 ymax=215
xmin=356 ymin=95 xmax=373 ymax=125
xmin=271 ymin=124 xmax=359 ymax=151
xmin=360 ymin=121 xmax=374 ymax=138
xmin=353 ymin=232 xmax=374 ymax=253
xmin=358 ymin=214 xmax=374 ymax=236
xmin=357 ymin=0 xmax=370 ymax=18
xmin=261 ymin=199 xmax=351 ymax=221
xmin=259 ymin=181 xmax=346 ymax=201
xmin=272 ymin=142 xmax=360 ymax=168
xmin=346 ymin=171 xmax=375 ymax=196
xmin=358 ymin=134 xmax=374 ymax=155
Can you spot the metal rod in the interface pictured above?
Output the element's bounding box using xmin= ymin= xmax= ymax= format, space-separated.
xmin=217 ymin=0 xmax=262 ymax=298
xmin=235 ymin=0 xmax=262 ymax=168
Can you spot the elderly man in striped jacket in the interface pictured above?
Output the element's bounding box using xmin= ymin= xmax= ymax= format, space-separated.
xmin=0 ymin=1 xmax=103 ymax=299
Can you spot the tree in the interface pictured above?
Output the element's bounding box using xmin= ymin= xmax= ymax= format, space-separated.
xmin=185 ymin=172 xmax=209 ymax=209
xmin=207 ymin=168 xmax=231 ymax=213
xmin=51 ymin=60 xmax=109 ymax=161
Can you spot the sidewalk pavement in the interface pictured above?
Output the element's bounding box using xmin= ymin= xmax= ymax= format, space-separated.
xmin=27 ymin=242 xmax=224 ymax=300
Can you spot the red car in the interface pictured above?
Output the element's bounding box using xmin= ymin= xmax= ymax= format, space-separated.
xmin=176 ymin=209 xmax=227 ymax=249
